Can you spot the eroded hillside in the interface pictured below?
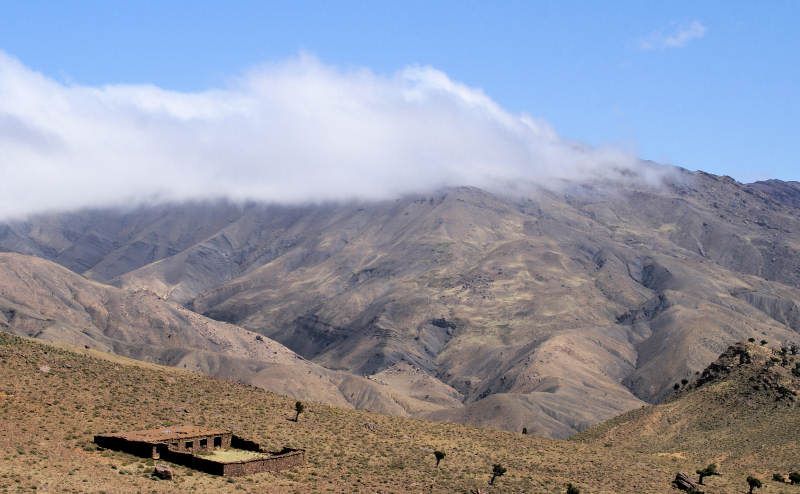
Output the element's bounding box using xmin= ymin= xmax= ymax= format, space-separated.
xmin=576 ymin=341 xmax=800 ymax=493
xmin=2 ymin=334 xmax=798 ymax=493
xmin=2 ymin=168 xmax=800 ymax=437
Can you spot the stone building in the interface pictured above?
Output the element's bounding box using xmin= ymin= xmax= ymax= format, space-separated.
xmin=95 ymin=426 xmax=231 ymax=458
xmin=94 ymin=426 xmax=304 ymax=476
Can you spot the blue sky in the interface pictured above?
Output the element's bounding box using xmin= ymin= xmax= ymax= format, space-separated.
xmin=0 ymin=0 xmax=797 ymax=183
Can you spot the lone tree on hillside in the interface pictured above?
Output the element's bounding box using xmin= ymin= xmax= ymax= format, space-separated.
xmin=566 ymin=483 xmax=581 ymax=494
xmin=489 ymin=464 xmax=507 ymax=485
xmin=428 ymin=450 xmax=447 ymax=493
xmin=790 ymin=471 xmax=800 ymax=484
xmin=696 ymin=463 xmax=720 ymax=484
xmin=747 ymin=476 xmax=762 ymax=494
xmin=293 ymin=401 xmax=305 ymax=422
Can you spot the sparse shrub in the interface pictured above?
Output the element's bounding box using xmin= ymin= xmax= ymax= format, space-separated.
xmin=681 ymin=378 xmax=688 ymax=386
xmin=747 ymin=475 xmax=762 ymax=493
xmin=566 ymin=483 xmax=581 ymax=494
xmin=696 ymin=463 xmax=720 ymax=484
xmin=293 ymin=401 xmax=305 ymax=422
xmin=434 ymin=450 xmax=445 ymax=468
xmin=521 ymin=427 xmax=527 ymax=434
xmin=773 ymin=473 xmax=785 ymax=482
xmin=789 ymin=471 xmax=800 ymax=484
xmin=761 ymin=340 xmax=768 ymax=346
xmin=489 ymin=463 xmax=506 ymax=485
xmin=748 ymin=337 xmax=756 ymax=343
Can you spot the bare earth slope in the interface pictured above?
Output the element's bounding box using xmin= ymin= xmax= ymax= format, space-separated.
xmin=576 ymin=340 xmax=800 ymax=493
xmin=2 ymin=332 xmax=797 ymax=493
xmin=2 ymin=167 xmax=800 ymax=437
xmin=0 ymin=253 xmax=450 ymax=416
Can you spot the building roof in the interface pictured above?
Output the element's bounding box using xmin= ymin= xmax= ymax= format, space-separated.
xmin=99 ymin=426 xmax=231 ymax=443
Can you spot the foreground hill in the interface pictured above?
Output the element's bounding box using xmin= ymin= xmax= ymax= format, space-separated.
xmin=576 ymin=340 xmax=800 ymax=493
xmin=2 ymin=168 xmax=800 ymax=437
xmin=1 ymin=332 xmax=798 ymax=493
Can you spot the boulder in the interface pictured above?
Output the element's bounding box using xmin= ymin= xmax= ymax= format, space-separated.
xmin=672 ymin=472 xmax=702 ymax=492
xmin=153 ymin=464 xmax=173 ymax=480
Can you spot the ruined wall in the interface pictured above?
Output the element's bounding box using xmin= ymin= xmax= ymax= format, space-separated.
xmin=94 ymin=436 xmax=158 ymax=459
xmin=160 ymin=448 xmax=226 ymax=475
xmin=168 ymin=433 xmax=231 ymax=454
xmin=160 ymin=447 xmax=304 ymax=476
xmin=221 ymin=450 xmax=305 ymax=476
xmin=95 ymin=433 xmax=303 ymax=477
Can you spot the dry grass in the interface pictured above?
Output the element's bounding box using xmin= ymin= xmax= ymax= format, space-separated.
xmin=0 ymin=332 xmax=796 ymax=493
xmin=198 ymin=449 xmax=268 ymax=462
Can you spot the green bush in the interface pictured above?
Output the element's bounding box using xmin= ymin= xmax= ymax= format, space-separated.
xmin=747 ymin=475 xmax=762 ymax=493
xmin=696 ymin=463 xmax=720 ymax=484
xmin=489 ymin=464 xmax=506 ymax=485
xmin=433 ymin=450 xmax=445 ymax=468
xmin=294 ymin=401 xmax=305 ymax=422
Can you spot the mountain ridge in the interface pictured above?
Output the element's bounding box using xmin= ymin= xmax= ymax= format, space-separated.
xmin=2 ymin=167 xmax=800 ymax=437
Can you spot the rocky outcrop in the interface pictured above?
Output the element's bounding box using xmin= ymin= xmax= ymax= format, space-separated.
xmin=672 ymin=472 xmax=702 ymax=492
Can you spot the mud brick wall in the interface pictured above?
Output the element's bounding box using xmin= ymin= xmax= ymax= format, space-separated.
xmin=221 ymin=450 xmax=305 ymax=476
xmin=160 ymin=448 xmax=226 ymax=475
xmin=168 ymin=433 xmax=231 ymax=454
xmin=94 ymin=436 xmax=158 ymax=459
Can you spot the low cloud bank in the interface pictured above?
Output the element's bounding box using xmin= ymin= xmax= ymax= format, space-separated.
xmin=1 ymin=51 xmax=655 ymax=218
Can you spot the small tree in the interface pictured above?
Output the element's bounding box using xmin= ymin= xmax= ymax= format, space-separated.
xmin=489 ymin=464 xmax=506 ymax=485
xmin=566 ymin=483 xmax=581 ymax=494
xmin=773 ymin=473 xmax=785 ymax=482
xmin=696 ymin=463 xmax=720 ymax=484
xmin=428 ymin=450 xmax=447 ymax=493
xmin=789 ymin=471 xmax=800 ymax=484
xmin=522 ymin=427 xmax=527 ymax=435
xmin=747 ymin=476 xmax=762 ymax=494
xmin=293 ymin=401 xmax=305 ymax=422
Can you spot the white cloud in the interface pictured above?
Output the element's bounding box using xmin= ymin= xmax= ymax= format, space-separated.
xmin=0 ymin=51 xmax=659 ymax=219
xmin=639 ymin=21 xmax=707 ymax=50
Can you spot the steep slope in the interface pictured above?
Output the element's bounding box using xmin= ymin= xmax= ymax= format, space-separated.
xmin=576 ymin=341 xmax=800 ymax=492
xmin=3 ymin=333 xmax=798 ymax=493
xmin=0 ymin=201 xmax=247 ymax=282
xmin=0 ymin=252 xmax=448 ymax=416
xmin=3 ymin=168 xmax=800 ymax=437
xmin=0 ymin=332 xmax=782 ymax=494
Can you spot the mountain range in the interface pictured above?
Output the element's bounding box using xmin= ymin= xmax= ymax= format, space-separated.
xmin=1 ymin=165 xmax=799 ymax=438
